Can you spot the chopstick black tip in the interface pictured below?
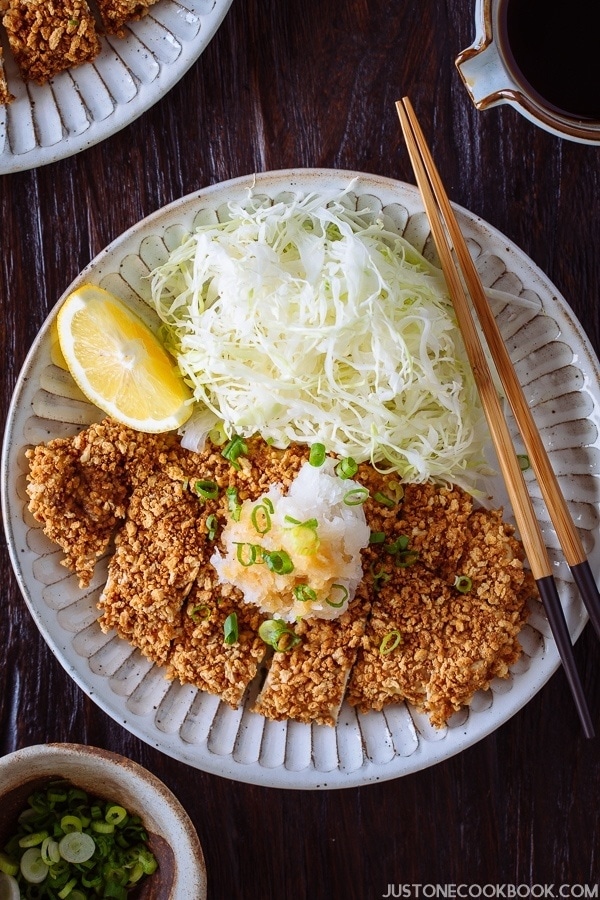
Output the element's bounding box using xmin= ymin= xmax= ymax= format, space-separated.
xmin=537 ymin=575 xmax=595 ymax=739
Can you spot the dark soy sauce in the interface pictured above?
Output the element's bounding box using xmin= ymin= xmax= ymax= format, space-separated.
xmin=500 ymin=0 xmax=600 ymax=119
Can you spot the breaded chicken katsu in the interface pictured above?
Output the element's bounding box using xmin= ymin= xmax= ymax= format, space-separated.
xmin=26 ymin=418 xmax=535 ymax=727
xmin=0 ymin=0 xmax=159 ymax=96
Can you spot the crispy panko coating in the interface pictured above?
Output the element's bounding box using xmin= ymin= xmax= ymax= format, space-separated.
xmin=346 ymin=505 xmax=535 ymax=726
xmin=2 ymin=0 xmax=100 ymax=84
xmin=27 ymin=420 xmax=535 ymax=727
xmin=95 ymin=0 xmax=159 ymax=36
xmin=0 ymin=48 xmax=13 ymax=104
xmin=252 ymin=581 xmax=374 ymax=727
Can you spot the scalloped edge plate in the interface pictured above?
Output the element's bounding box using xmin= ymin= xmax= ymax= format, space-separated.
xmin=3 ymin=168 xmax=600 ymax=788
xmin=0 ymin=0 xmax=233 ymax=173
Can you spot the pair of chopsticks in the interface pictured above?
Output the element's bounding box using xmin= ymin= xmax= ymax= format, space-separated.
xmin=396 ymin=96 xmax=598 ymax=739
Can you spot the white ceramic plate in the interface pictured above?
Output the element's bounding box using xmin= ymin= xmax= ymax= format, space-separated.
xmin=3 ymin=169 xmax=600 ymax=788
xmin=0 ymin=0 xmax=233 ymax=173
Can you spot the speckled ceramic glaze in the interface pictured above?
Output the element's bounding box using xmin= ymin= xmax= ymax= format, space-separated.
xmin=456 ymin=0 xmax=600 ymax=144
xmin=0 ymin=0 xmax=233 ymax=173
xmin=0 ymin=743 xmax=207 ymax=899
xmin=2 ymin=170 xmax=600 ymax=788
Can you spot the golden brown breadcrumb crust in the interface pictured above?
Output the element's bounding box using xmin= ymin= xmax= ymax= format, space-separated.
xmin=26 ymin=419 xmax=535 ymax=728
xmin=2 ymin=0 xmax=101 ymax=84
xmin=95 ymin=0 xmax=159 ymax=36
xmin=0 ymin=47 xmax=13 ymax=104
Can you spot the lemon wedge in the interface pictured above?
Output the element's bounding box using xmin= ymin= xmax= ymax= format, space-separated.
xmin=57 ymin=283 xmax=193 ymax=433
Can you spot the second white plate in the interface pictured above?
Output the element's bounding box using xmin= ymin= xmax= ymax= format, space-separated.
xmin=0 ymin=0 xmax=233 ymax=173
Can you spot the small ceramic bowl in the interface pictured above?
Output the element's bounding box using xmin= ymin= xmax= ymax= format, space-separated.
xmin=0 ymin=743 xmax=207 ymax=899
xmin=456 ymin=0 xmax=600 ymax=144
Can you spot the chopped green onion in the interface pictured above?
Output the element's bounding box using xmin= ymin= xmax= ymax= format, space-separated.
xmin=517 ymin=454 xmax=530 ymax=471
xmin=395 ymin=549 xmax=419 ymax=567
xmin=60 ymin=816 xmax=82 ymax=834
xmin=343 ymin=487 xmax=369 ymax=506
xmin=58 ymin=832 xmax=95 ymax=864
xmin=263 ymin=549 xmax=294 ymax=575
xmin=223 ymin=612 xmax=239 ymax=645
xmin=386 ymin=535 xmax=409 ymax=554
xmin=19 ymin=848 xmax=47 ymax=884
xmin=372 ymin=567 xmax=390 ymax=590
xmin=335 ymin=456 xmax=358 ymax=479
xmin=258 ymin=619 xmax=301 ymax=652
xmin=293 ymin=584 xmax=317 ymax=603
xmin=221 ymin=435 xmax=248 ymax=470
xmin=90 ymin=821 xmax=114 ymax=834
xmin=188 ymin=603 xmax=211 ymax=623
xmin=454 ymin=574 xmax=473 ymax=593
xmin=18 ymin=832 xmax=48 ymax=848
xmin=192 ymin=479 xmax=219 ymax=499
xmin=379 ymin=630 xmax=403 ymax=655
xmin=308 ymin=443 xmax=326 ymax=466
xmin=326 ymin=584 xmax=349 ymax=608
xmin=251 ymin=503 xmax=272 ymax=534
xmin=105 ymin=806 xmax=127 ymax=826
xmin=206 ymin=513 xmax=219 ymax=540
xmin=226 ymin=486 xmax=242 ymax=521
xmin=262 ymin=497 xmax=274 ymax=513
xmin=41 ymin=837 xmax=60 ymax=866
xmin=374 ymin=490 xmax=396 ymax=508
xmin=0 ymin=852 xmax=19 ymax=877
xmin=235 ymin=542 xmax=260 ymax=566
xmin=369 ymin=531 xmax=386 ymax=544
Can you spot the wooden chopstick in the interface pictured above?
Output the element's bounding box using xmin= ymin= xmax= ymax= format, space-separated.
xmin=396 ymin=96 xmax=595 ymax=738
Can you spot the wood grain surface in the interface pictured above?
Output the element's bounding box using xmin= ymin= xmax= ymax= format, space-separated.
xmin=1 ymin=1 xmax=599 ymax=896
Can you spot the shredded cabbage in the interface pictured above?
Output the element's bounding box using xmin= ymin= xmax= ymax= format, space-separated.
xmin=148 ymin=188 xmax=489 ymax=486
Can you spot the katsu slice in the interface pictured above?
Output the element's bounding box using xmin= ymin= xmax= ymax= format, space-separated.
xmin=26 ymin=420 xmax=134 ymax=587
xmin=2 ymin=0 xmax=100 ymax=84
xmin=0 ymin=47 xmax=13 ymax=104
xmin=168 ymin=579 xmax=267 ymax=709
xmin=346 ymin=507 xmax=534 ymax=727
xmin=98 ymin=469 xmax=209 ymax=666
xmin=95 ymin=0 xmax=160 ymax=36
xmin=252 ymin=582 xmax=373 ymax=727
xmin=397 ymin=481 xmax=474 ymax=580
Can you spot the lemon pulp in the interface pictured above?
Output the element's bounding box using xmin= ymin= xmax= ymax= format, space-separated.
xmin=57 ymin=283 xmax=193 ymax=433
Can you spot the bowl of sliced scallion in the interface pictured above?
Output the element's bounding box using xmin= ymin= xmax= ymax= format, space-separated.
xmin=0 ymin=744 xmax=207 ymax=900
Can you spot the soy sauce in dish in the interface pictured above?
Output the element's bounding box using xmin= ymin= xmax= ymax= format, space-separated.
xmin=500 ymin=0 xmax=600 ymax=119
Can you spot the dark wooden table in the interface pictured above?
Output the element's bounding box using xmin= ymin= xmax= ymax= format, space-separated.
xmin=2 ymin=0 xmax=600 ymax=896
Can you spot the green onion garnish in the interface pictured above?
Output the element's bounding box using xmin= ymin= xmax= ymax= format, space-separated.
xmin=206 ymin=513 xmax=218 ymax=540
xmin=258 ymin=619 xmax=301 ymax=652
xmin=192 ymin=479 xmax=219 ymax=499
xmin=188 ymin=603 xmax=211 ymax=623
xmin=293 ymin=584 xmax=317 ymax=603
xmin=223 ymin=612 xmax=239 ymax=645
xmin=371 ymin=567 xmax=390 ymax=590
xmin=386 ymin=535 xmax=409 ymax=554
xmin=454 ymin=574 xmax=473 ymax=593
xmin=374 ymin=490 xmax=396 ymax=508
xmin=517 ymin=454 xmax=530 ymax=471
xmin=379 ymin=630 xmax=402 ymax=655
xmin=343 ymin=487 xmax=369 ymax=506
xmin=226 ymin=486 xmax=242 ymax=521
xmin=326 ymin=584 xmax=349 ymax=608
xmin=309 ymin=443 xmax=326 ymax=466
xmin=1 ymin=780 xmax=157 ymax=896
xmin=369 ymin=531 xmax=386 ymax=544
xmin=251 ymin=503 xmax=272 ymax=534
xmin=235 ymin=542 xmax=260 ymax=567
xmin=335 ymin=456 xmax=358 ymax=479
xmin=222 ymin=435 xmax=248 ymax=470
xmin=395 ymin=549 xmax=419 ymax=567
xmin=263 ymin=549 xmax=294 ymax=575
